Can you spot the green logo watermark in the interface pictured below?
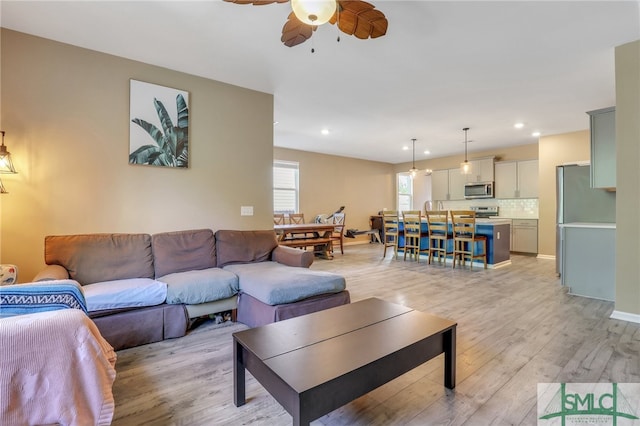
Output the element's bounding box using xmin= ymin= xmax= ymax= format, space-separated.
xmin=538 ymin=383 xmax=640 ymax=425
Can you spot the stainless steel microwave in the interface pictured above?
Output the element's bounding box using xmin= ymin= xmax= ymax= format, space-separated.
xmin=464 ymin=182 xmax=494 ymax=199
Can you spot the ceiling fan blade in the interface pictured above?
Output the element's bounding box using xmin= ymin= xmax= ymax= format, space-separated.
xmin=223 ymin=0 xmax=288 ymax=4
xmin=331 ymin=0 xmax=388 ymax=40
xmin=281 ymin=12 xmax=316 ymax=47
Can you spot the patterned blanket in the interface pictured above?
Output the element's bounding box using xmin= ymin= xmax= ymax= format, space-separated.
xmin=0 ymin=280 xmax=87 ymax=318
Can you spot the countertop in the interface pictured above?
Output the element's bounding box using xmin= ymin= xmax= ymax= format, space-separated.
xmin=489 ymin=216 xmax=538 ymax=220
xmin=559 ymin=222 xmax=616 ymax=229
xmin=476 ymin=218 xmax=512 ymax=225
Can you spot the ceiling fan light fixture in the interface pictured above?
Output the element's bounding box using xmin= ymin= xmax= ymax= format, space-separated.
xmin=291 ymin=0 xmax=336 ymax=25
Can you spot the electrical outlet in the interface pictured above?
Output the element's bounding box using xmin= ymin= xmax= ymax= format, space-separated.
xmin=240 ymin=206 xmax=253 ymax=216
xmin=497 ymin=231 xmax=501 ymax=239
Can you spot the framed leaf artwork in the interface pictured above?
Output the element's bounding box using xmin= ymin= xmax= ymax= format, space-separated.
xmin=129 ymin=79 xmax=189 ymax=168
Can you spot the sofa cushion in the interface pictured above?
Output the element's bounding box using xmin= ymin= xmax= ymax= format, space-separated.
xmin=215 ymin=230 xmax=278 ymax=268
xmin=224 ymin=262 xmax=346 ymax=306
xmin=83 ymin=278 xmax=167 ymax=312
xmin=44 ymin=233 xmax=154 ymax=285
xmin=158 ymin=268 xmax=239 ymax=305
xmin=152 ymin=229 xmax=216 ymax=278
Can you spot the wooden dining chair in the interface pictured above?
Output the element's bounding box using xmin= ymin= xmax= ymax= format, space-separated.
xmin=382 ymin=210 xmax=400 ymax=259
xmin=450 ymin=210 xmax=487 ymax=269
xmin=425 ymin=210 xmax=453 ymax=265
xmin=288 ymin=213 xmax=305 ymax=225
xmin=330 ymin=213 xmax=346 ymax=254
xmin=273 ymin=214 xmax=285 ymax=225
xmin=402 ymin=210 xmax=427 ymax=261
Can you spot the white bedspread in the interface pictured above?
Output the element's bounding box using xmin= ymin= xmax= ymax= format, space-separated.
xmin=0 ymin=309 xmax=117 ymax=426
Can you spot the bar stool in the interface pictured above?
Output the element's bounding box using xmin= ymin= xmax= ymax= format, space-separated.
xmin=402 ymin=210 xmax=428 ymax=262
xmin=382 ymin=210 xmax=400 ymax=259
xmin=450 ymin=210 xmax=487 ymax=269
xmin=425 ymin=210 xmax=453 ymax=265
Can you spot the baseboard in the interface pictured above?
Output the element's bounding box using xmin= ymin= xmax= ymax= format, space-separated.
xmin=610 ymin=310 xmax=640 ymax=324
xmin=536 ymin=254 xmax=555 ymax=260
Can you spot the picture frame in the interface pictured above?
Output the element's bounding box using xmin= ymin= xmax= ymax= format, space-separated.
xmin=129 ymin=79 xmax=189 ymax=168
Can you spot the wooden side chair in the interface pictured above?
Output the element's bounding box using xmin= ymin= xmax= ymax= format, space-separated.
xmin=382 ymin=210 xmax=400 ymax=259
xmin=288 ymin=213 xmax=305 ymax=225
xmin=450 ymin=210 xmax=487 ymax=270
xmin=402 ymin=210 xmax=428 ymax=262
xmin=330 ymin=213 xmax=346 ymax=254
xmin=425 ymin=210 xmax=453 ymax=265
xmin=273 ymin=214 xmax=285 ymax=225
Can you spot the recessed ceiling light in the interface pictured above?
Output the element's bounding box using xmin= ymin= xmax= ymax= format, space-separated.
xmin=402 ymin=146 xmax=409 ymax=151
xmin=532 ymin=131 xmax=541 ymax=137
xmin=424 ymin=150 xmax=430 ymax=155
xmin=514 ymin=122 xmax=524 ymax=129
xmin=321 ymin=129 xmax=330 ymax=135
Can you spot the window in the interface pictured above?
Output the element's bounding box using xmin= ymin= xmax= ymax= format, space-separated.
xmin=397 ymin=173 xmax=413 ymax=212
xmin=273 ymin=160 xmax=299 ymax=214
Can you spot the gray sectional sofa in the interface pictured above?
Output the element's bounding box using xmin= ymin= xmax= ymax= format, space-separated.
xmin=34 ymin=229 xmax=349 ymax=350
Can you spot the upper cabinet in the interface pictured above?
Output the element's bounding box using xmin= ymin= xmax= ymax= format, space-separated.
xmin=467 ymin=158 xmax=495 ymax=183
xmin=587 ymin=107 xmax=616 ymax=189
xmin=431 ymin=169 xmax=450 ymax=201
xmin=495 ymin=159 xmax=539 ymax=199
xmin=431 ymin=168 xmax=468 ymax=201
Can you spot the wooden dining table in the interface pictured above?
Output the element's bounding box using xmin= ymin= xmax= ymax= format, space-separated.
xmin=274 ymin=223 xmax=337 ymax=259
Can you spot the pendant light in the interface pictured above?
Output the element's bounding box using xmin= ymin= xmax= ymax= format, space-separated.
xmin=408 ymin=138 xmax=418 ymax=178
xmin=460 ymin=127 xmax=471 ymax=175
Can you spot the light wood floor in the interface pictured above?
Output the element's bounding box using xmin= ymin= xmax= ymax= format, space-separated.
xmin=111 ymin=244 xmax=640 ymax=425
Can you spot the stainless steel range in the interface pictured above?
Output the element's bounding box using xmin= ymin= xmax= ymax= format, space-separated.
xmin=470 ymin=206 xmax=499 ymax=218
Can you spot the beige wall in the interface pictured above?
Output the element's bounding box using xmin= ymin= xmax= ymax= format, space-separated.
xmin=274 ymin=147 xmax=395 ymax=244
xmin=538 ymin=130 xmax=591 ymax=256
xmin=1 ymin=30 xmax=274 ymax=281
xmin=615 ymin=40 xmax=640 ymax=315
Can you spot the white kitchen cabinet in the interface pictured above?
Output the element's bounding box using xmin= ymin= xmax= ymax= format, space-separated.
xmin=495 ymin=160 xmax=538 ymax=198
xmin=431 ymin=168 xmax=467 ymax=201
xmin=431 ymin=169 xmax=449 ymax=201
xmin=511 ymin=219 xmax=538 ymax=253
xmin=467 ymin=158 xmax=495 ymax=183
xmin=587 ymin=107 xmax=616 ymax=189
xmin=448 ymin=169 xmax=467 ymax=200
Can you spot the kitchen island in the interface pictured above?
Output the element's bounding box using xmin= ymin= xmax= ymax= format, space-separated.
xmin=398 ymin=218 xmax=511 ymax=268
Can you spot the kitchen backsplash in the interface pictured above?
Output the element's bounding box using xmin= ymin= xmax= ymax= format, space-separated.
xmin=436 ymin=198 xmax=539 ymax=219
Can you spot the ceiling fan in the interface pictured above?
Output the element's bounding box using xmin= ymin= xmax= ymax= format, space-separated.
xmin=223 ymin=0 xmax=388 ymax=48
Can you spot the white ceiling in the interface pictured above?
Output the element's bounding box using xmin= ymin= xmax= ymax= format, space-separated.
xmin=1 ymin=1 xmax=639 ymax=164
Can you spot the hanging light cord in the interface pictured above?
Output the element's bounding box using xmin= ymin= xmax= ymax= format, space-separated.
xmin=412 ymin=138 xmax=416 ymax=169
xmin=463 ymin=127 xmax=469 ymax=162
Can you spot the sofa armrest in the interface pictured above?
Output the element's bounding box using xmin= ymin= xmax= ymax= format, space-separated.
xmin=33 ymin=265 xmax=70 ymax=282
xmin=272 ymin=245 xmax=314 ymax=268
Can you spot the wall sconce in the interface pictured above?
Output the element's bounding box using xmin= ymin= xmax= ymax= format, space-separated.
xmin=0 ymin=131 xmax=18 ymax=194
xmin=0 ymin=131 xmax=17 ymax=174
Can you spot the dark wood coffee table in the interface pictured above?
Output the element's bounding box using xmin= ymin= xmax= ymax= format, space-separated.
xmin=233 ymin=297 xmax=457 ymax=426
